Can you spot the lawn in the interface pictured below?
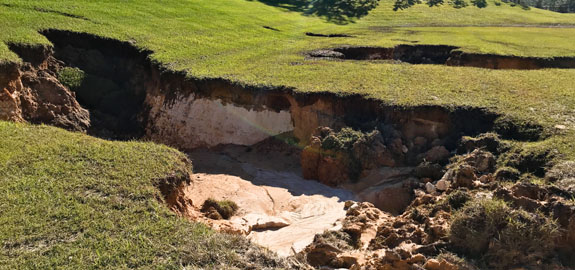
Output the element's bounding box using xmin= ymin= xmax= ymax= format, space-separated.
xmin=0 ymin=121 xmax=286 ymax=269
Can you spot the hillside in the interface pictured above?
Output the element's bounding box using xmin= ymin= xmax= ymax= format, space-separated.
xmin=2 ymin=0 xmax=575 ymax=133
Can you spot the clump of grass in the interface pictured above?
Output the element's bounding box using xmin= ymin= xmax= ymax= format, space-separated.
xmin=450 ymin=0 xmax=469 ymax=8
xmin=546 ymin=161 xmax=575 ymax=183
xmin=446 ymin=189 xmax=471 ymax=210
xmin=201 ymin=198 xmax=239 ymax=220
xmin=321 ymin=127 xmax=363 ymax=151
xmin=498 ymin=142 xmax=555 ymax=178
xmin=494 ymin=116 xmax=544 ymax=142
xmin=319 ymin=127 xmax=376 ymax=180
xmin=312 ymin=230 xmax=356 ymax=250
xmin=450 ymin=198 xmax=559 ymax=268
xmin=57 ymin=67 xmax=85 ymax=90
xmin=494 ymin=166 xmax=521 ymax=181
xmin=436 ymin=252 xmax=477 ymax=270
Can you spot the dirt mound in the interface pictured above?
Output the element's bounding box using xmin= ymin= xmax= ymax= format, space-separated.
xmin=298 ymin=133 xmax=575 ymax=270
xmin=0 ymin=45 xmax=89 ymax=131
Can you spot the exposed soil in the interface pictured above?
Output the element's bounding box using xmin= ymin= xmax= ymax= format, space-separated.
xmin=2 ymin=29 xmax=572 ymax=268
xmin=309 ymin=45 xmax=575 ymax=69
xmin=305 ymin=32 xmax=353 ymax=38
xmin=0 ymin=44 xmax=89 ymax=131
xmin=185 ymin=141 xmax=354 ymax=256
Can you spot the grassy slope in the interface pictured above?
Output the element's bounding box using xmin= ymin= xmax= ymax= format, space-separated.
xmin=0 ymin=122 xmax=280 ymax=269
xmin=1 ymin=0 xmax=574 ymax=128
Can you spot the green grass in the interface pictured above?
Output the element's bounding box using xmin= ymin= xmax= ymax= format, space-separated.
xmin=201 ymin=198 xmax=240 ymax=220
xmin=1 ymin=0 xmax=574 ymax=132
xmin=0 ymin=121 xmax=285 ymax=269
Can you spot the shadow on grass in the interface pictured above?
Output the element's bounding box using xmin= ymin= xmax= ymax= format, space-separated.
xmin=247 ymin=0 xmax=379 ymax=24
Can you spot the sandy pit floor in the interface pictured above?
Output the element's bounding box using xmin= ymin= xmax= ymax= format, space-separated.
xmin=186 ymin=141 xmax=355 ymax=256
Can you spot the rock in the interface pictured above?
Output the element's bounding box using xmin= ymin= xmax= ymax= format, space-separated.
xmin=408 ymin=253 xmax=426 ymax=264
xmin=425 ymin=182 xmax=436 ymax=194
xmin=211 ymin=217 xmax=251 ymax=235
xmin=344 ymin=200 xmax=356 ymax=209
xmin=436 ymin=179 xmax=450 ymax=191
xmin=479 ymin=174 xmax=494 ymax=183
xmin=462 ymin=149 xmax=496 ymax=173
xmin=383 ymin=249 xmax=402 ymax=263
xmin=424 ymin=146 xmax=450 ymax=163
xmin=357 ymin=182 xmax=416 ymax=215
xmin=425 ymin=211 xmax=451 ymax=241
xmin=343 ymin=202 xmax=390 ymax=249
xmin=554 ymin=124 xmax=567 ymax=130
xmin=291 ymin=239 xmax=310 ymax=255
xmin=414 ymin=242 xmax=449 ymax=256
xmin=423 ymin=259 xmax=441 ymax=270
xmin=243 ymin=213 xmax=290 ymax=230
xmin=424 ymin=259 xmax=457 ymax=270
xmin=451 ymin=165 xmax=477 ymax=188
xmin=393 ymin=246 xmax=412 ymax=260
xmin=305 ymin=243 xmax=342 ymax=267
xmin=335 ymin=252 xmax=365 ymax=268
xmin=410 ymin=193 xmax=435 ymax=207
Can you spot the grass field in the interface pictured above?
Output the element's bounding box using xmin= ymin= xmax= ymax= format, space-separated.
xmin=1 ymin=0 xmax=575 ymax=129
xmin=1 ymin=0 xmax=575 ymax=268
xmin=0 ymin=121 xmax=287 ymax=269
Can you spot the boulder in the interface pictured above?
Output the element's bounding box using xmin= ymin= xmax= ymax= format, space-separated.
xmin=436 ymin=179 xmax=450 ymax=191
xmin=305 ymin=243 xmax=341 ymax=267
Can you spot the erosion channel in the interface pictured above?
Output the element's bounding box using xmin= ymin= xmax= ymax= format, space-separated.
xmin=0 ymin=30 xmax=554 ymax=260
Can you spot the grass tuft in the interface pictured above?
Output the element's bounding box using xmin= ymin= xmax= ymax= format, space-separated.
xmin=201 ymin=198 xmax=240 ymax=220
xmin=450 ymin=198 xmax=559 ymax=268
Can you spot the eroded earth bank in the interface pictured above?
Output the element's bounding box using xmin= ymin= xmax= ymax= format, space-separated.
xmin=1 ymin=30 xmax=574 ymax=269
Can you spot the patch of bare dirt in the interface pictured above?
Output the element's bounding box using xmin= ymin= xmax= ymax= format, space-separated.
xmin=183 ymin=140 xmax=355 ymax=257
